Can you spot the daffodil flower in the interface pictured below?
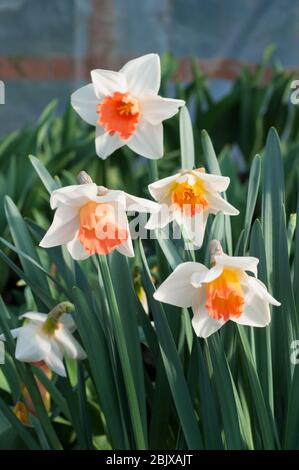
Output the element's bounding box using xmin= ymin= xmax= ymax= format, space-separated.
xmin=71 ymin=53 xmax=184 ymax=159
xmin=1 ymin=303 xmax=86 ymax=377
xmin=154 ymin=240 xmax=280 ymax=338
xmin=145 ymin=168 xmax=239 ymax=247
xmin=40 ymin=175 xmax=158 ymax=259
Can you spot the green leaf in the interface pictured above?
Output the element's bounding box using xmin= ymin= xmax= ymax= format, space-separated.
xmin=140 ymin=240 xmax=203 ymax=449
xmin=29 ymin=155 xmax=60 ymax=194
xmin=97 ymin=255 xmax=147 ymax=450
xmin=243 ymin=155 xmax=261 ymax=252
xmin=180 ymin=106 xmax=195 ymax=169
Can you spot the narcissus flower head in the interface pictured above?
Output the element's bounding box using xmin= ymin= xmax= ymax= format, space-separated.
xmin=71 ymin=53 xmax=184 ymax=159
xmin=146 ymin=169 xmax=239 ymax=248
xmin=1 ymin=303 xmax=86 ymax=376
xmin=154 ymin=240 xmax=280 ymax=338
xmin=40 ymin=173 xmax=158 ymax=260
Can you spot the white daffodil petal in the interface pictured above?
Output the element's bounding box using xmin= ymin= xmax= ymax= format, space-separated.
xmin=39 ymin=206 xmax=79 ymax=248
xmin=0 ymin=327 xmax=22 ymax=341
xmin=15 ymin=326 xmax=50 ymax=363
xmin=55 ymin=327 xmax=86 ymax=360
xmin=154 ymin=262 xmax=208 ymax=308
xmin=128 ymin=122 xmax=163 ymax=159
xmin=232 ymin=290 xmax=271 ymax=327
xmin=214 ymin=255 xmax=259 ymax=276
xmin=120 ymin=54 xmax=160 ymax=96
xmin=66 ymin=233 xmax=90 ymax=261
xmin=45 ymin=341 xmax=66 ymax=377
xmin=95 ymin=189 xmax=125 ymax=206
xmin=148 ymin=173 xmax=180 ymax=201
xmin=116 ymin=236 xmax=135 ymax=257
xmin=140 ymin=94 xmax=185 ymax=125
xmin=206 ymin=192 xmax=239 ymax=216
xmin=70 ymin=84 xmax=98 ymax=126
xmin=145 ymin=206 xmax=174 ymax=230
xmin=20 ymin=312 xmax=48 ymax=324
xmin=246 ymin=276 xmax=281 ymax=306
xmin=191 ymin=288 xmax=225 ymax=338
xmin=91 ymin=69 xmax=127 ymax=99
xmin=125 ymin=193 xmax=159 ymax=214
xmin=193 ymin=171 xmax=230 ymax=192
xmin=200 ymin=265 xmax=224 ymax=284
xmin=60 ymin=314 xmax=76 ymax=333
xmin=95 ymin=127 xmax=124 ymax=159
xmin=175 ymin=210 xmax=209 ymax=249
xmin=50 ymin=183 xmax=98 ymax=209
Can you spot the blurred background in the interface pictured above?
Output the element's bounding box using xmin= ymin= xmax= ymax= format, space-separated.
xmin=0 ymin=0 xmax=298 ymax=136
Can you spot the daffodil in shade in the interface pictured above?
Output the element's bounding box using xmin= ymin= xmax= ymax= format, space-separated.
xmin=71 ymin=53 xmax=184 ymax=159
xmin=0 ymin=302 xmax=86 ymax=377
xmin=154 ymin=240 xmax=280 ymax=338
xmin=145 ymin=168 xmax=239 ymax=248
xmin=40 ymin=172 xmax=158 ymax=259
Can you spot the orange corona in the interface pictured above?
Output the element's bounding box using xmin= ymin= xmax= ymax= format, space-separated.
xmin=171 ymin=180 xmax=209 ymax=216
xmin=205 ymin=268 xmax=245 ymax=321
xmin=97 ymin=91 xmax=140 ymax=140
xmin=78 ymin=201 xmax=128 ymax=255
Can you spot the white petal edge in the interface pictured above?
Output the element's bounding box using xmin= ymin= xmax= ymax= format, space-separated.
xmin=15 ymin=326 xmax=50 ymax=363
xmin=128 ymin=121 xmax=163 ymax=160
xmin=154 ymin=262 xmax=208 ymax=308
xmin=60 ymin=314 xmax=76 ymax=333
xmin=95 ymin=127 xmax=124 ymax=159
xmin=193 ymin=171 xmax=230 ymax=192
xmin=145 ymin=206 xmax=174 ymax=230
xmin=70 ymin=83 xmax=98 ymax=126
xmin=191 ymin=288 xmax=225 ymax=338
xmin=120 ymin=54 xmax=161 ymax=96
xmin=174 ymin=210 xmax=209 ymax=249
xmin=245 ymin=276 xmax=281 ymax=306
xmin=115 ymin=235 xmax=135 ymax=257
xmin=214 ymin=255 xmax=259 ymax=276
xmin=206 ymin=192 xmax=239 ymax=216
xmin=44 ymin=341 xmax=66 ymax=377
xmin=232 ymin=288 xmax=271 ymax=327
xmin=91 ymin=69 xmax=127 ymax=99
xmin=148 ymin=173 xmax=180 ymax=201
xmin=20 ymin=312 xmax=47 ymax=324
xmin=39 ymin=206 xmax=79 ymax=248
xmin=140 ymin=93 xmax=185 ymax=125
xmin=124 ymin=193 xmax=159 ymax=214
xmin=66 ymin=232 xmax=90 ymax=261
xmin=50 ymin=183 xmax=98 ymax=209
xmin=55 ymin=327 xmax=87 ymax=360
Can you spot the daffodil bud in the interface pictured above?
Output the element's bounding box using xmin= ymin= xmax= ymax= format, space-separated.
xmin=77 ymin=170 xmax=93 ymax=185
xmin=210 ymin=239 xmax=223 ymax=265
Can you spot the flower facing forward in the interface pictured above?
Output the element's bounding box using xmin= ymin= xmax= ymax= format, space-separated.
xmin=0 ymin=303 xmax=86 ymax=377
xmin=40 ymin=173 xmax=158 ymax=259
xmin=71 ymin=54 xmax=184 ymax=159
xmin=154 ymin=240 xmax=280 ymax=338
xmin=145 ymin=168 xmax=239 ymax=247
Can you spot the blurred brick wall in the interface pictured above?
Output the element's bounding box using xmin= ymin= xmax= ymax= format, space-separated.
xmin=0 ymin=0 xmax=298 ymax=135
